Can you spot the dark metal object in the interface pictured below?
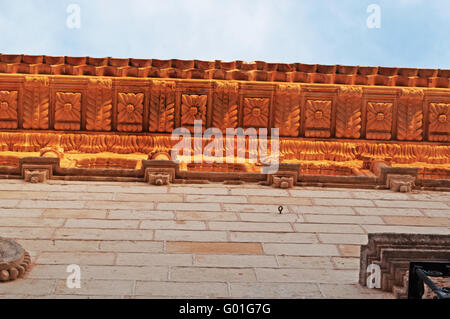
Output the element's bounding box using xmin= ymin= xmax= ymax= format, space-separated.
xmin=278 ymin=206 xmax=283 ymax=214
xmin=408 ymin=261 xmax=450 ymax=299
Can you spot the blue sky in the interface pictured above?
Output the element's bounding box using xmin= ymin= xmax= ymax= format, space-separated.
xmin=0 ymin=0 xmax=449 ymax=68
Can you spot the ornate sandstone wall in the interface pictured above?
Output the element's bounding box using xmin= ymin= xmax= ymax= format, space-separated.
xmin=0 ymin=55 xmax=448 ymax=178
xmin=0 ymin=74 xmax=448 ymax=141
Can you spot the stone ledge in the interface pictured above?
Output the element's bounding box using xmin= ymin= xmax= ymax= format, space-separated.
xmin=1 ymin=54 xmax=449 ymax=88
xmin=359 ymin=233 xmax=450 ymax=298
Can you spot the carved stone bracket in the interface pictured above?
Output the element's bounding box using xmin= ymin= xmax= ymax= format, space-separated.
xmin=386 ymin=174 xmax=416 ymax=193
xmin=19 ymin=157 xmax=60 ymax=183
xmin=24 ymin=168 xmax=50 ymax=183
xmin=272 ymin=175 xmax=294 ymax=189
xmin=142 ymin=160 xmax=178 ymax=185
xmin=146 ymin=170 xmax=171 ymax=186
xmin=370 ymin=160 xmax=418 ymax=191
xmin=266 ymin=163 xmax=300 ymax=189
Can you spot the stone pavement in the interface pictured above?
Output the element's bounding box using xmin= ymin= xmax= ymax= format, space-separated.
xmin=0 ymin=180 xmax=448 ymax=299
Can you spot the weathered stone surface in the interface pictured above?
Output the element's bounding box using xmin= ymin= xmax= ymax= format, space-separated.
xmin=0 ymin=180 xmax=449 ymax=299
xmin=24 ymin=169 xmax=49 ymax=183
xmin=0 ymin=237 xmax=31 ymax=282
xmin=386 ymin=174 xmax=416 ymax=193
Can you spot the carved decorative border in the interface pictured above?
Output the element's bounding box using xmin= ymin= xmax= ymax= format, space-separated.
xmin=1 ymin=54 xmax=449 ymax=88
xmin=0 ymin=75 xmax=447 ymax=143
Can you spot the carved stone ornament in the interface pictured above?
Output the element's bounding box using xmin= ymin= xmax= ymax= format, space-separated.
xmin=243 ymin=98 xmax=269 ymax=128
xmin=145 ymin=167 xmax=175 ymax=185
xmin=272 ymin=175 xmax=294 ymax=189
xmin=386 ymin=174 xmax=416 ymax=193
xmin=0 ymin=237 xmax=31 ymax=282
xmin=181 ymin=94 xmax=207 ymax=127
xmin=148 ymin=173 xmax=171 ymax=186
xmin=24 ymin=169 xmax=49 ymax=183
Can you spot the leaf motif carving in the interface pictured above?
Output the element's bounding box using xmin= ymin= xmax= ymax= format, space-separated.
xmin=212 ymin=82 xmax=239 ymax=132
xmin=274 ymin=84 xmax=300 ymax=137
xmin=335 ymin=86 xmax=362 ymax=138
xmin=397 ymin=89 xmax=424 ymax=141
xmin=86 ymin=78 xmax=112 ymax=131
xmin=23 ymin=77 xmax=49 ymax=129
xmin=149 ymin=80 xmax=175 ymax=133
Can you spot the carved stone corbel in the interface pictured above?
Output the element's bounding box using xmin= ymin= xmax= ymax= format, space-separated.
xmin=146 ymin=170 xmax=172 ymax=186
xmin=142 ymin=160 xmax=178 ymax=186
xmin=386 ymin=174 xmax=416 ymax=193
xmin=24 ymin=168 xmax=50 ymax=183
xmin=272 ymin=175 xmax=295 ymax=189
xmin=19 ymin=157 xmax=59 ymax=183
xmin=266 ymin=163 xmax=300 ymax=189
xmin=370 ymin=160 xmax=418 ymax=192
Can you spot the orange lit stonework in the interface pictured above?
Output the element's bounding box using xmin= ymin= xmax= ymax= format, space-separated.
xmin=117 ymin=92 xmax=144 ymax=132
xmin=0 ymin=54 xmax=447 ymax=185
xmin=55 ymin=92 xmax=81 ymax=130
xmin=0 ymin=90 xmax=18 ymax=129
xmin=243 ymin=98 xmax=269 ymax=128
xmin=181 ymin=94 xmax=207 ymax=127
xmin=366 ymin=102 xmax=393 ymax=140
xmin=305 ymin=100 xmax=331 ymax=138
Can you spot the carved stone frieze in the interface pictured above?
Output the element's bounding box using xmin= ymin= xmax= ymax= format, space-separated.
xmin=181 ymin=94 xmax=207 ymax=128
xmin=55 ymin=92 xmax=81 ymax=130
xmin=0 ymin=91 xmax=18 ymax=129
xmin=23 ymin=76 xmax=50 ymax=129
xmin=305 ymin=100 xmax=332 ymax=138
xmin=86 ymin=78 xmax=112 ymax=131
xmin=117 ymin=92 xmax=144 ymax=132
xmin=243 ymin=98 xmax=269 ymax=128
xmin=397 ymin=88 xmax=424 ymax=141
xmin=336 ymin=86 xmax=362 ymax=138
xmin=429 ymin=103 xmax=449 ymax=142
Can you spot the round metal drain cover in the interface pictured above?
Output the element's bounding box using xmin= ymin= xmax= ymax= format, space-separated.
xmin=0 ymin=237 xmax=31 ymax=282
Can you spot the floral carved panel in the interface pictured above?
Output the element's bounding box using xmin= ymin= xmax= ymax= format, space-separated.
xmin=429 ymin=103 xmax=449 ymax=142
xmin=55 ymin=92 xmax=81 ymax=130
xmin=366 ymin=102 xmax=393 ymax=140
xmin=305 ymin=100 xmax=331 ymax=137
xmin=117 ymin=92 xmax=144 ymax=132
xmin=0 ymin=91 xmax=18 ymax=129
xmin=243 ymin=98 xmax=269 ymax=128
xmin=181 ymin=94 xmax=207 ymax=127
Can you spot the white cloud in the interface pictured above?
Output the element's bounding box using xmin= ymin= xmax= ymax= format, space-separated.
xmin=0 ymin=0 xmax=448 ymax=68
